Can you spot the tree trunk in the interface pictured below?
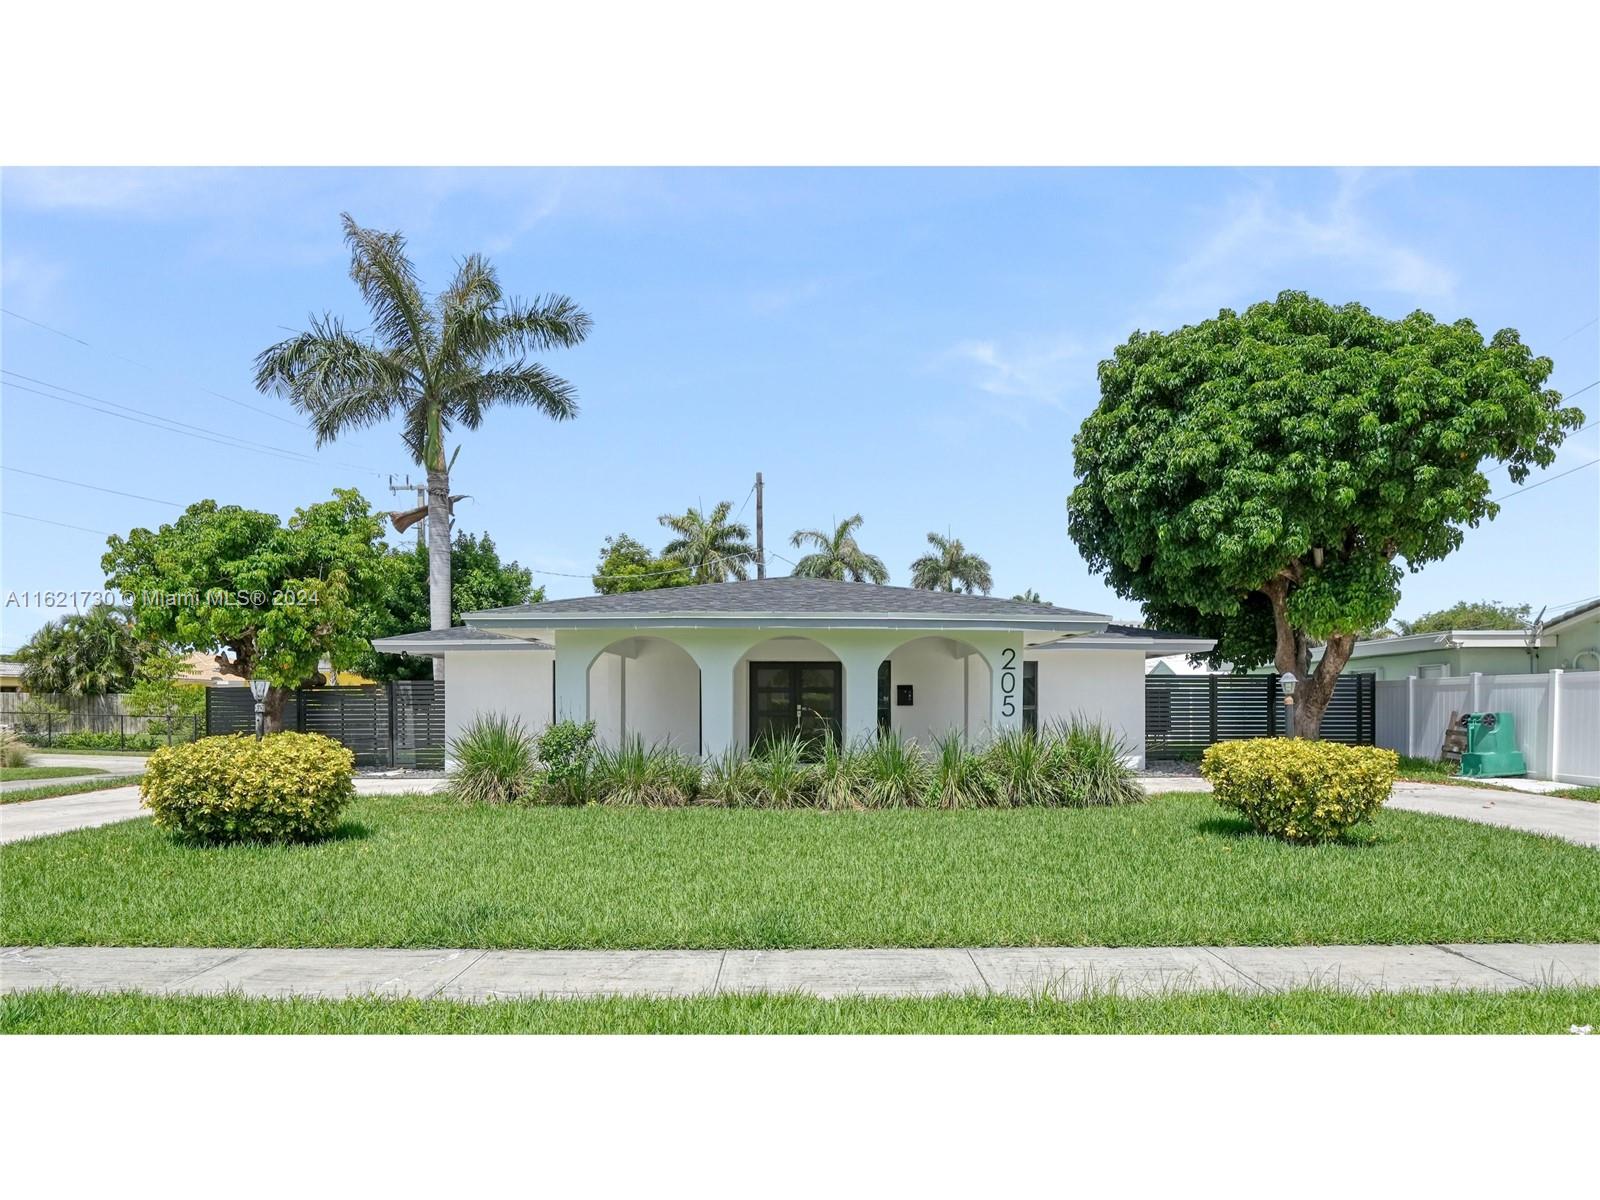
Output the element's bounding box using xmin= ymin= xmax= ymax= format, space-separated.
xmin=1261 ymin=576 xmax=1358 ymax=739
xmin=426 ymin=463 xmax=452 ymax=682
xmin=261 ymin=684 xmax=289 ymax=735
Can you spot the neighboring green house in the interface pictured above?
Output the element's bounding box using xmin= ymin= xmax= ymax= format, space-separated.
xmin=1307 ymin=598 xmax=1600 ymax=680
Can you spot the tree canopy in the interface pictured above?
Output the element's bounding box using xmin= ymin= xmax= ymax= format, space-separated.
xmin=14 ymin=604 xmax=142 ymax=696
xmin=362 ymin=531 xmax=543 ymax=679
xmin=592 ymin=533 xmax=692 ymax=594
xmin=789 ymin=514 xmax=889 ymax=583
xmin=1067 ymin=291 xmax=1583 ymax=733
xmin=1396 ymin=599 xmax=1533 ymax=635
xmin=101 ymin=489 xmax=390 ymax=729
xmin=910 ymin=533 xmax=993 ymax=594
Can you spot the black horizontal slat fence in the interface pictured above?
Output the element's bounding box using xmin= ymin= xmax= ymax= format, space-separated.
xmin=1146 ymin=672 xmax=1374 ymax=757
xmin=205 ymin=682 xmax=444 ymax=768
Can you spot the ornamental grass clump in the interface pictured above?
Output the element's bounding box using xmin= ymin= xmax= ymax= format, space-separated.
xmin=1051 ymin=718 xmax=1144 ymax=807
xmin=140 ymin=732 xmax=354 ymax=844
xmin=591 ymin=738 xmax=701 ymax=807
xmin=859 ymin=730 xmax=932 ymax=808
xmin=0 ymin=729 xmax=30 ymax=769
xmin=448 ymin=714 xmax=538 ymax=806
xmin=1201 ymin=738 xmax=1398 ymax=843
xmin=925 ymin=732 xmax=996 ymax=809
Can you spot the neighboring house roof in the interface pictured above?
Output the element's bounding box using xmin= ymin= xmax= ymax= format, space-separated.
xmin=1314 ymin=629 xmax=1543 ymax=660
xmin=1035 ymin=623 xmax=1217 ymax=658
xmin=371 ymin=627 xmax=554 ymax=654
xmin=1543 ymin=597 xmax=1600 ymax=634
xmin=463 ymin=577 xmax=1111 ymax=633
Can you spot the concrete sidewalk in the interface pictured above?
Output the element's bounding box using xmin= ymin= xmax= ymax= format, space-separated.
xmin=2 ymin=943 xmax=1595 ymax=1002
xmin=0 ymin=776 xmax=449 ymax=845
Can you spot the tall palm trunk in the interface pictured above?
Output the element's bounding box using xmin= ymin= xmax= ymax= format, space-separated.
xmin=427 ymin=462 xmax=452 ymax=682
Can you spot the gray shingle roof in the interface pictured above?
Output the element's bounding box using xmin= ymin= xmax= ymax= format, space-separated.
xmin=466 ymin=576 xmax=1106 ymax=621
xmin=370 ymin=627 xmax=551 ymax=652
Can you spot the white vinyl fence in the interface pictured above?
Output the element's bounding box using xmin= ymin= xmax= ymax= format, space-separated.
xmin=1375 ymin=670 xmax=1600 ymax=786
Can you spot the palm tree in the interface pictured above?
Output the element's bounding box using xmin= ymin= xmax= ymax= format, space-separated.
xmin=16 ymin=604 xmax=142 ymax=696
xmin=910 ymin=532 xmax=993 ymax=594
xmin=658 ymin=501 xmax=754 ymax=583
xmin=789 ymin=514 xmax=889 ymax=583
xmin=255 ymin=214 xmax=591 ymax=677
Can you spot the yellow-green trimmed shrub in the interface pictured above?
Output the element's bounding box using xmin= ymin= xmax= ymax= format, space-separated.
xmin=1201 ymin=738 xmax=1398 ymax=843
xmin=140 ymin=733 xmax=354 ymax=843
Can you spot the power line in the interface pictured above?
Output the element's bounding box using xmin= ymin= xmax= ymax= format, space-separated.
xmin=0 ymin=465 xmax=183 ymax=507
xmin=1 ymin=510 xmax=115 ymax=536
xmin=543 ymin=547 xmax=764 ymax=582
xmin=2 ymin=371 xmax=386 ymax=477
xmin=1552 ymin=316 xmax=1598 ymax=346
xmin=1489 ymin=457 xmax=1598 ymax=502
xmin=1 ymin=305 xmax=305 ymax=427
xmin=1485 ymin=414 xmax=1599 ymax=474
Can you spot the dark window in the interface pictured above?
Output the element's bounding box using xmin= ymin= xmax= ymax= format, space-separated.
xmin=877 ymin=660 xmax=891 ymax=733
xmin=1023 ymin=660 xmax=1038 ymax=733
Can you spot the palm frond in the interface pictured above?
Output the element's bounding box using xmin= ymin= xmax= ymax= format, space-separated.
xmin=341 ymin=213 xmax=435 ymax=364
xmin=252 ymin=313 xmax=412 ymax=446
xmin=443 ymin=360 xmax=580 ymax=429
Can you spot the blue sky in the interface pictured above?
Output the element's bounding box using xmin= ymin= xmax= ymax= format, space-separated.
xmin=1 ymin=167 xmax=1596 ymax=651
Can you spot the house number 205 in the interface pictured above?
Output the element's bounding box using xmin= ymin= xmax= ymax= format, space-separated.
xmin=999 ymin=647 xmax=1017 ymax=718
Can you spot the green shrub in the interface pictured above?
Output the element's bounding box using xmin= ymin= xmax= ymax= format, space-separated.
xmin=0 ymin=730 xmax=31 ymax=769
xmin=1201 ymin=738 xmax=1399 ymax=843
xmin=448 ymin=714 xmax=538 ymax=805
xmin=536 ymin=720 xmax=596 ymax=804
xmin=140 ymin=733 xmax=354 ymax=844
xmin=590 ymin=738 xmax=701 ymax=806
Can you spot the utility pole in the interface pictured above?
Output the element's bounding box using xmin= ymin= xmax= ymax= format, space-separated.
xmin=755 ymin=471 xmax=766 ymax=579
xmin=388 ymin=474 xmax=426 ymax=550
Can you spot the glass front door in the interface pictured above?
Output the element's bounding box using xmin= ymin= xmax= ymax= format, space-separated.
xmin=749 ymin=662 xmax=842 ymax=751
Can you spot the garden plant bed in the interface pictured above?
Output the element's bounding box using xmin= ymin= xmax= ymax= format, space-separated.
xmin=3 ymin=791 xmax=1596 ymax=949
xmin=3 ymin=985 xmax=1596 ymax=1035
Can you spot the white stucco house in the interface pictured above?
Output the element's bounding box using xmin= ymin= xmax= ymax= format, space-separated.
xmin=373 ymin=577 xmax=1214 ymax=767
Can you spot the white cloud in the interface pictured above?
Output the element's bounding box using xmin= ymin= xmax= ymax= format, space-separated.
xmin=938 ymin=333 xmax=1087 ymax=411
xmin=1150 ymin=169 xmax=1457 ymax=324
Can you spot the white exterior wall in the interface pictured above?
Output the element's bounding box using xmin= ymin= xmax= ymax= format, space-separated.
xmin=622 ymin=639 xmax=701 ymax=751
xmin=887 ymin=637 xmax=985 ymax=746
xmin=442 ymin=650 xmax=554 ymax=765
xmin=1029 ymin=648 xmax=1148 ymax=767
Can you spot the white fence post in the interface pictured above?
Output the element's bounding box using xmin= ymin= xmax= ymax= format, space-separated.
xmin=1547 ymin=669 xmax=1563 ymax=782
xmin=1406 ymin=675 xmax=1416 ymax=758
xmin=1470 ymin=672 xmax=1482 ymax=712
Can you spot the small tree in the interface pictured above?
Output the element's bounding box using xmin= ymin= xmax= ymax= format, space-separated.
xmin=592 ymin=533 xmax=692 ymax=594
xmin=125 ymin=646 xmax=205 ymax=736
xmin=102 ymin=489 xmax=390 ymax=732
xmin=1068 ymin=292 xmax=1583 ymax=736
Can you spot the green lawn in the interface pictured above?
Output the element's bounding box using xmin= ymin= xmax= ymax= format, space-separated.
xmin=1397 ymin=756 xmax=1598 ymax=801
xmin=0 ymin=765 xmax=107 ymax=782
xmin=4 ymin=986 xmax=1596 ymax=1034
xmin=4 ymin=792 xmax=1596 ymax=949
xmin=0 ymin=775 xmax=142 ymax=805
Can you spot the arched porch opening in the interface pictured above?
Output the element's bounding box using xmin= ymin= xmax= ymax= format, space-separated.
xmin=586 ymin=635 xmax=701 ymax=753
xmin=733 ymin=636 xmax=843 ymax=753
xmin=881 ymin=635 xmax=994 ymax=747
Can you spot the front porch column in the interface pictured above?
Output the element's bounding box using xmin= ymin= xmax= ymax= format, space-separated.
xmin=552 ymin=630 xmax=598 ymax=725
xmin=979 ymin=632 xmax=1025 ymax=735
xmin=829 ymin=633 xmax=909 ymax=746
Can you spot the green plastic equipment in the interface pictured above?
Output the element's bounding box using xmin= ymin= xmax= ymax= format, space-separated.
xmin=1458 ymin=712 xmax=1527 ymax=778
